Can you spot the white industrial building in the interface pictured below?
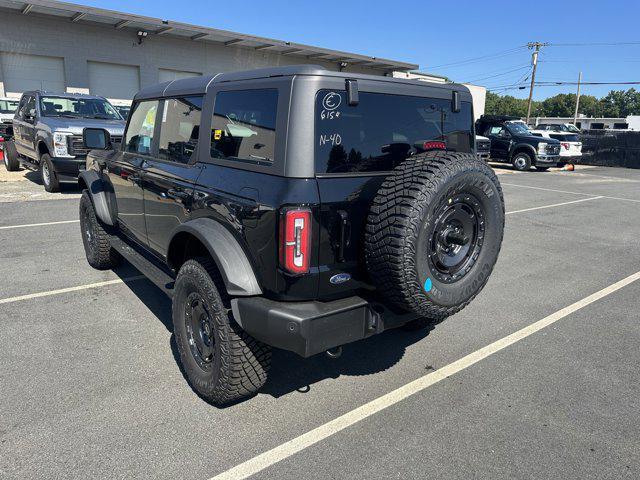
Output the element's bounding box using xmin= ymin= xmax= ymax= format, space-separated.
xmin=0 ymin=0 xmax=418 ymax=101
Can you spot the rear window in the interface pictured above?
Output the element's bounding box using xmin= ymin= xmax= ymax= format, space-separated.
xmin=210 ymin=89 xmax=278 ymax=165
xmin=315 ymin=90 xmax=473 ymax=174
xmin=549 ymin=134 xmax=579 ymax=142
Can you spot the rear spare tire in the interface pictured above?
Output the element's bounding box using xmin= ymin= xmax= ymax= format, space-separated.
xmin=365 ymin=151 xmax=504 ymax=320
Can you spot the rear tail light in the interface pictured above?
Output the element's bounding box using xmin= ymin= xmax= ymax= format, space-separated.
xmin=423 ymin=141 xmax=447 ymax=151
xmin=279 ymin=208 xmax=312 ymax=275
xmin=561 ymin=142 xmax=570 ymax=150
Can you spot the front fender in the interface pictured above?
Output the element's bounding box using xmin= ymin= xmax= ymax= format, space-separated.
xmin=510 ymin=143 xmax=537 ymax=158
xmin=78 ymin=169 xmax=118 ymax=226
xmin=169 ymin=218 xmax=262 ymax=297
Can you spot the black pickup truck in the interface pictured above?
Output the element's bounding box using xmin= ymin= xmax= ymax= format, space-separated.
xmin=477 ymin=115 xmax=562 ymax=171
xmin=78 ymin=66 xmax=505 ymax=405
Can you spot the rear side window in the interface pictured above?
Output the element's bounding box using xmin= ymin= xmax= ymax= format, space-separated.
xmin=125 ymin=100 xmax=159 ymax=155
xmin=315 ymin=90 xmax=473 ymax=174
xmin=210 ymin=89 xmax=278 ymax=165
xmin=158 ymin=96 xmax=203 ymax=164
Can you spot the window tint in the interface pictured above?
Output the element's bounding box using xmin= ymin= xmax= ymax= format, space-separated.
xmin=39 ymin=96 xmax=121 ymax=119
xmin=315 ymin=90 xmax=473 ymax=173
xmin=125 ymin=100 xmax=159 ymax=155
xmin=158 ymin=96 xmax=203 ymax=164
xmin=210 ymin=89 xmax=278 ymax=164
xmin=550 ymin=134 xmax=579 ymax=142
xmin=21 ymin=96 xmax=36 ymax=119
xmin=0 ymin=99 xmax=19 ymax=114
xmin=487 ymin=126 xmax=505 ymax=136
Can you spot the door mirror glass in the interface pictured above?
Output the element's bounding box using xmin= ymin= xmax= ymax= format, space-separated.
xmin=83 ymin=128 xmax=112 ymax=150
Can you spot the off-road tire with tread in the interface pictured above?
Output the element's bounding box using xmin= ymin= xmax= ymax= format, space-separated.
xmin=3 ymin=141 xmax=20 ymax=171
xmin=79 ymin=190 xmax=121 ymax=269
xmin=365 ymin=151 xmax=504 ymax=322
xmin=41 ymin=153 xmax=60 ymax=192
xmin=172 ymin=258 xmax=271 ymax=406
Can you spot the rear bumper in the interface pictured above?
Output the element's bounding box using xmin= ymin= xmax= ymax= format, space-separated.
xmin=231 ymin=295 xmax=418 ymax=357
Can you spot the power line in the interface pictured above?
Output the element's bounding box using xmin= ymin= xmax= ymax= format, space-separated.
xmin=463 ymin=65 xmax=530 ymax=83
xmin=548 ymin=41 xmax=640 ymax=47
xmin=428 ymin=46 xmax=527 ymax=69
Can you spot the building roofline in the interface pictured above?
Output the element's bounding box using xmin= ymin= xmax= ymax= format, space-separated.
xmin=0 ymin=0 xmax=418 ymax=72
xmin=134 ymin=65 xmax=469 ymax=100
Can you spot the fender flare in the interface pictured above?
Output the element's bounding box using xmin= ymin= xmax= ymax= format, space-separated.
xmin=78 ymin=169 xmax=118 ymax=226
xmin=509 ymin=143 xmax=537 ymax=160
xmin=169 ymin=218 xmax=262 ymax=297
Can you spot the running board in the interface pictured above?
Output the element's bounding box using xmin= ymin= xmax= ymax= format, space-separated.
xmin=109 ymin=235 xmax=175 ymax=297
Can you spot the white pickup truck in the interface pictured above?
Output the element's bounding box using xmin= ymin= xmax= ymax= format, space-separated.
xmin=530 ymin=129 xmax=582 ymax=163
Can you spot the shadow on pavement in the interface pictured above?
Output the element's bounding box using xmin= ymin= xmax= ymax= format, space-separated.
xmin=24 ymin=170 xmax=83 ymax=193
xmin=112 ymin=264 xmax=435 ymax=406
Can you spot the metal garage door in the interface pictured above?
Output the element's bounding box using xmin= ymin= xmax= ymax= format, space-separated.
xmin=158 ymin=68 xmax=202 ymax=83
xmin=0 ymin=53 xmax=65 ymax=95
xmin=88 ymin=61 xmax=140 ymax=101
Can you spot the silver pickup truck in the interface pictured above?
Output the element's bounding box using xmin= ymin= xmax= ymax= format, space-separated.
xmin=4 ymin=91 xmax=125 ymax=192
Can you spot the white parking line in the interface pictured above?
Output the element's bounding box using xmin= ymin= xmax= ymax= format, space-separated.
xmin=209 ymin=270 xmax=640 ymax=480
xmin=0 ymin=219 xmax=79 ymax=230
xmin=506 ymin=196 xmax=604 ymax=215
xmin=0 ymin=276 xmax=145 ymax=305
xmin=501 ymin=182 xmax=640 ymax=203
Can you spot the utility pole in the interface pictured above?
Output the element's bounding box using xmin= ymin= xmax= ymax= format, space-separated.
xmin=526 ymin=42 xmax=548 ymax=125
xmin=573 ymin=71 xmax=582 ymax=125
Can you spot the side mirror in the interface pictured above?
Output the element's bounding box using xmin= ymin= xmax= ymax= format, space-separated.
xmin=83 ymin=128 xmax=112 ymax=150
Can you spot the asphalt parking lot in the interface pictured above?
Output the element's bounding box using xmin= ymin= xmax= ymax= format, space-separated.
xmin=1 ymin=165 xmax=639 ymax=480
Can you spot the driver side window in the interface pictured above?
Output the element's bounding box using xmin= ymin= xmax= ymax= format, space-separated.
xmin=125 ymin=100 xmax=159 ymax=155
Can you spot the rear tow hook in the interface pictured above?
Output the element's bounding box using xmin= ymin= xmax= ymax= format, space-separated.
xmin=325 ymin=346 xmax=343 ymax=359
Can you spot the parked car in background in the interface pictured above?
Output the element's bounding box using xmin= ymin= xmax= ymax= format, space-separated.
xmin=3 ymin=91 xmax=125 ymax=191
xmin=0 ymin=97 xmax=19 ymax=140
xmin=477 ymin=115 xmax=562 ymax=171
xmin=531 ymin=129 xmax=582 ymax=163
xmin=535 ymin=122 xmax=581 ymax=134
xmin=475 ymin=134 xmax=491 ymax=161
xmin=111 ymin=101 xmax=132 ymax=120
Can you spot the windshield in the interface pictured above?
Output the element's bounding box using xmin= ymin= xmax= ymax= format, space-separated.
xmin=115 ymin=105 xmax=131 ymax=119
xmin=506 ymin=122 xmax=531 ymax=135
xmin=0 ymin=99 xmax=19 ymax=114
xmin=39 ymin=96 xmax=122 ymax=120
xmin=564 ymin=124 xmax=580 ymax=133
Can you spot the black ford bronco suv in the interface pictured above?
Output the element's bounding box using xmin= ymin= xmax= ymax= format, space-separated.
xmin=78 ymin=66 xmax=505 ymax=405
xmin=476 ymin=115 xmax=561 ymax=171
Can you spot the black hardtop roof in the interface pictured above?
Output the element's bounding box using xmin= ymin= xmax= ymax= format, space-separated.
xmin=134 ymin=65 xmax=469 ymax=100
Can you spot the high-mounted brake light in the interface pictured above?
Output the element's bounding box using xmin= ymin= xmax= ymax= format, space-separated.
xmin=279 ymin=208 xmax=312 ymax=274
xmin=423 ymin=141 xmax=446 ymax=151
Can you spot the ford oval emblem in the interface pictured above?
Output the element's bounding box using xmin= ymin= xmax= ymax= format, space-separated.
xmin=330 ymin=273 xmax=351 ymax=285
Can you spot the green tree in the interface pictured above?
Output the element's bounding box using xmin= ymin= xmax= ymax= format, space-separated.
xmin=599 ymin=88 xmax=640 ymax=117
xmin=486 ymin=89 xmax=640 ymax=119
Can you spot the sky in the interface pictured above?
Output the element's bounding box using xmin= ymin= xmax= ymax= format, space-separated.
xmin=76 ymin=0 xmax=640 ymax=100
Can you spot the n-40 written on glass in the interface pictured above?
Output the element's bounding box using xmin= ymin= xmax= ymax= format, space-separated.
xmin=319 ymin=133 xmax=342 ymax=146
